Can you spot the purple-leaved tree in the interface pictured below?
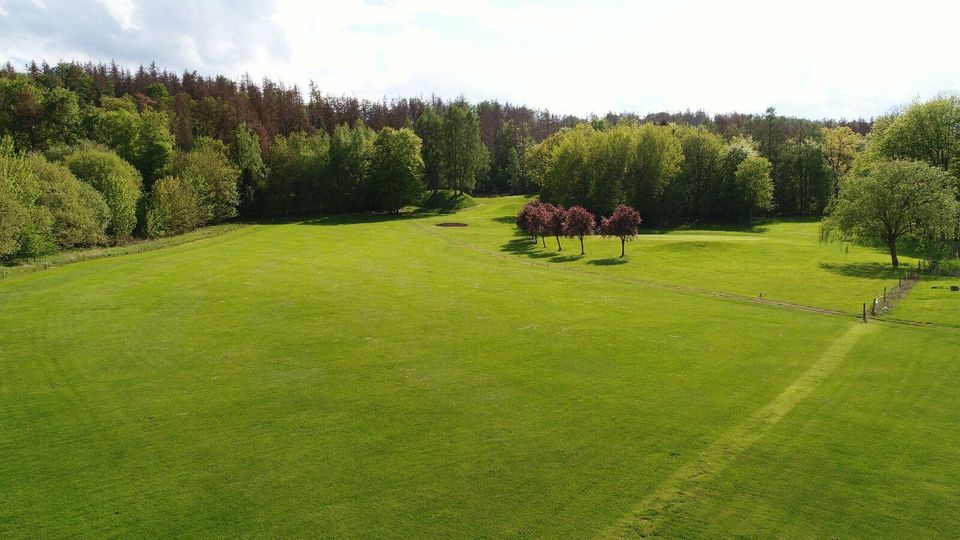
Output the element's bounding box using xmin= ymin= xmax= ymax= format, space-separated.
xmin=562 ymin=205 xmax=596 ymax=255
xmin=601 ymin=204 xmax=642 ymax=258
xmin=545 ymin=204 xmax=567 ymax=250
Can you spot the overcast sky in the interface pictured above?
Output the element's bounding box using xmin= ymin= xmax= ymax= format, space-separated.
xmin=1 ymin=0 xmax=958 ymax=119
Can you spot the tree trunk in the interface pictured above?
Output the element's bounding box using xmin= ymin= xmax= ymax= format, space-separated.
xmin=541 ymin=235 xmax=546 ymax=248
xmin=887 ymin=236 xmax=899 ymax=268
xmin=555 ymin=234 xmax=562 ymax=250
xmin=620 ymin=238 xmax=625 ymax=258
xmin=579 ymin=235 xmax=584 ymax=255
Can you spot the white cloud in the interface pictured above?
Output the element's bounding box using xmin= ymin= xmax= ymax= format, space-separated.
xmin=96 ymin=0 xmax=138 ymax=32
xmin=2 ymin=0 xmax=959 ymax=118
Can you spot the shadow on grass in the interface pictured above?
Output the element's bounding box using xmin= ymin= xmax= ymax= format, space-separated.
xmin=296 ymin=212 xmax=426 ymax=226
xmin=662 ymin=221 xmax=770 ymax=234
xmin=819 ymin=262 xmax=898 ymax=279
xmin=548 ymin=254 xmax=584 ymax=263
xmin=492 ymin=216 xmax=516 ymax=224
xmin=417 ymin=190 xmax=477 ymax=214
xmin=587 ymin=257 xmax=628 ymax=266
xmin=500 ymin=237 xmax=585 ymax=261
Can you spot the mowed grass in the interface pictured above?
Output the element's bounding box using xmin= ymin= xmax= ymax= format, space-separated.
xmin=437 ymin=196 xmax=914 ymax=314
xmin=892 ymin=275 xmax=960 ymax=327
xmin=653 ymin=323 xmax=960 ymax=538
xmin=1 ymin=196 xmax=956 ymax=537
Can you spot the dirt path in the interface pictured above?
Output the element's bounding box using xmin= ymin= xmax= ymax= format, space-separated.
xmin=597 ymin=323 xmax=877 ymax=538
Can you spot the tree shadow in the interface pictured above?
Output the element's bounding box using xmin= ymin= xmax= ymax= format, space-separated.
xmin=297 ymin=212 xmax=425 ymax=226
xmin=587 ymin=257 xmax=629 ymax=266
xmin=819 ymin=262 xmax=898 ymax=279
xmin=548 ymin=254 xmax=584 ymax=263
xmin=417 ymin=190 xmax=475 ymax=214
xmin=491 ymin=216 xmax=516 ymax=224
xmin=500 ymin=238 xmax=582 ymax=261
xmin=664 ymin=222 xmax=770 ymax=234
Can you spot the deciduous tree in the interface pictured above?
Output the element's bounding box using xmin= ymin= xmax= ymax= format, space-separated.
xmin=734 ymin=155 xmax=775 ymax=223
xmin=367 ymin=127 xmax=425 ymax=213
xmin=822 ymin=159 xmax=958 ymax=267
xmin=562 ymin=205 xmax=596 ymax=255
xmin=441 ymin=103 xmax=485 ymax=194
xmin=601 ymin=204 xmax=642 ymax=258
xmin=64 ymin=145 xmax=142 ymax=241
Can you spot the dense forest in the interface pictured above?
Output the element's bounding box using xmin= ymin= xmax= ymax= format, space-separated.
xmin=1 ymin=60 xmax=957 ymax=264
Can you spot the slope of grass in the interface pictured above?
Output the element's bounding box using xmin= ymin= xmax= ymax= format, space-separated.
xmin=1 ymin=196 xmax=956 ymax=537
xmin=0 ymin=222 xmax=247 ymax=280
xmin=416 ymin=189 xmax=477 ymax=214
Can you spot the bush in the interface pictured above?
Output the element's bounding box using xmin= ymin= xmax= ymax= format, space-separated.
xmin=64 ymin=146 xmax=142 ymax=241
xmin=170 ymin=137 xmax=240 ymax=224
xmin=15 ymin=206 xmax=57 ymax=258
xmin=0 ymin=136 xmax=56 ymax=259
xmin=146 ymin=176 xmax=200 ymax=238
xmin=31 ymin=155 xmax=109 ymax=247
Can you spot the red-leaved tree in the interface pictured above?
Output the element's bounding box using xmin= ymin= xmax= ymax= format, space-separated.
xmin=545 ymin=204 xmax=567 ymax=250
xmin=516 ymin=201 xmax=539 ymax=243
xmin=601 ymin=204 xmax=642 ymax=258
xmin=562 ymin=205 xmax=596 ymax=255
xmin=516 ymin=201 xmax=549 ymax=246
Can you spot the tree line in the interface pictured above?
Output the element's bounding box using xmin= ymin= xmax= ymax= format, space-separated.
xmin=7 ymin=60 xmax=954 ymax=268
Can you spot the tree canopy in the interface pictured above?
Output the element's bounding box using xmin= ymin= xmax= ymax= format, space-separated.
xmin=822 ymin=158 xmax=958 ymax=267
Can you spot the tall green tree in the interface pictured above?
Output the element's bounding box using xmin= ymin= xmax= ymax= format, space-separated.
xmin=734 ymin=155 xmax=774 ymax=223
xmin=625 ymin=123 xmax=683 ymax=225
xmin=778 ymin=137 xmax=831 ymax=215
xmin=234 ymin=123 xmax=268 ymax=216
xmin=441 ymin=104 xmax=485 ymax=194
xmin=822 ymin=158 xmax=958 ymax=267
xmin=265 ymin=131 xmax=329 ymax=215
xmin=874 ymin=96 xmax=960 ymax=176
xmin=327 ymin=122 xmax=375 ymax=212
xmin=0 ymin=76 xmax=81 ymax=151
xmin=414 ymin=107 xmax=444 ymax=193
xmin=92 ymin=96 xmax=174 ymax=188
xmin=821 ymin=126 xmax=862 ymax=195
xmin=490 ymin=120 xmax=530 ymax=193
xmin=586 ymin=124 xmax=631 ymax=215
xmin=367 ymin=127 xmax=424 ymax=212
xmin=676 ymin=126 xmax=724 ymax=221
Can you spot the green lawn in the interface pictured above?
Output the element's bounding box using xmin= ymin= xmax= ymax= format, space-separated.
xmin=434 ymin=196 xmax=914 ymax=315
xmin=1 ymin=196 xmax=956 ymax=537
xmin=891 ymin=275 xmax=960 ymax=327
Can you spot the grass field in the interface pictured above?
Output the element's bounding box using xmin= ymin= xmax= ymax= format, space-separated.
xmin=1 ymin=196 xmax=957 ymax=537
xmin=892 ymin=275 xmax=960 ymax=327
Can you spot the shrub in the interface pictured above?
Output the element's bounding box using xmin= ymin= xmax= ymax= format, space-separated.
xmin=170 ymin=137 xmax=240 ymax=224
xmin=31 ymin=155 xmax=109 ymax=247
xmin=65 ymin=145 xmax=143 ymax=241
xmin=146 ymin=176 xmax=200 ymax=238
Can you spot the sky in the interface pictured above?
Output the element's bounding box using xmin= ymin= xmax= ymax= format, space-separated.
xmin=1 ymin=0 xmax=959 ymax=119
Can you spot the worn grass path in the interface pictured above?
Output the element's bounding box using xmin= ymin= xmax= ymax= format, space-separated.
xmin=599 ymin=323 xmax=877 ymax=538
